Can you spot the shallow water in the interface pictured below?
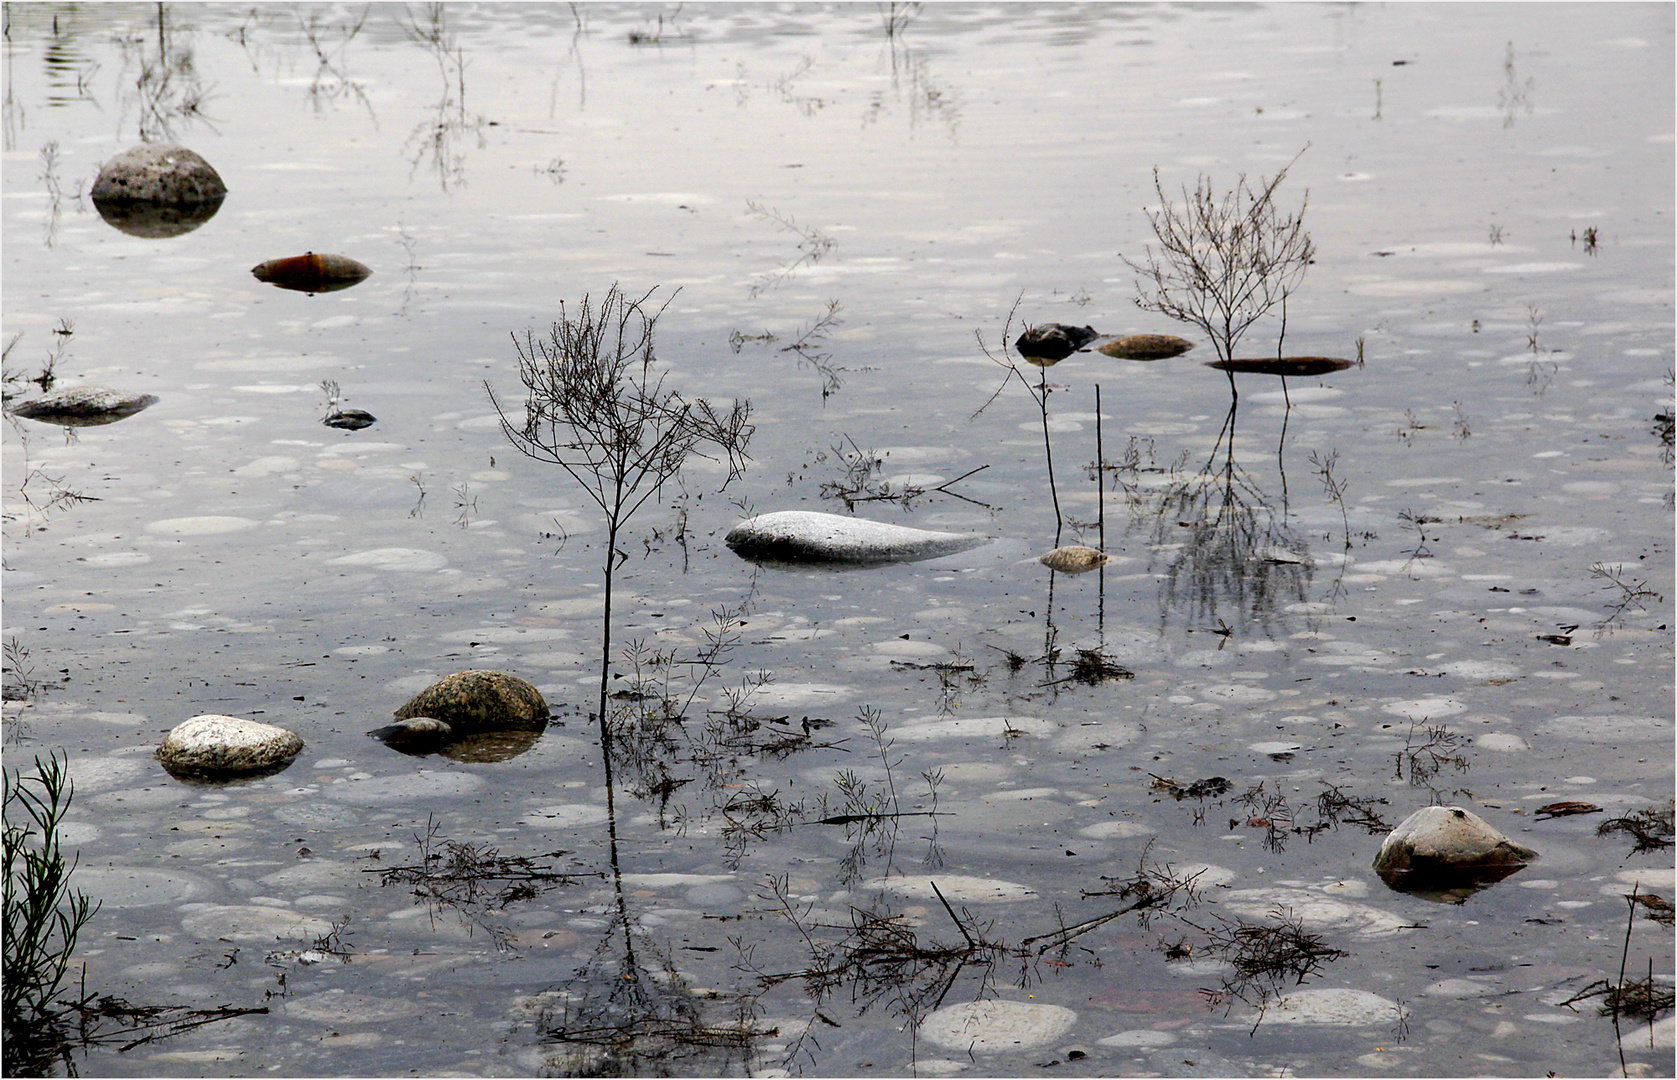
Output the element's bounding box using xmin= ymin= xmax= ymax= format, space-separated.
xmin=3 ymin=4 xmax=1673 ymax=1077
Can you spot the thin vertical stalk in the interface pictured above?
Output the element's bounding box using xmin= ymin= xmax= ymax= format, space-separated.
xmin=1096 ymin=384 xmax=1105 ymax=635
xmin=1039 ymin=366 xmax=1062 ymax=546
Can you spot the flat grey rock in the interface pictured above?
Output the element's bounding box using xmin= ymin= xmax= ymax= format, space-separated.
xmin=10 ymin=386 xmax=158 ymax=426
xmin=725 ymin=510 xmax=987 ymax=565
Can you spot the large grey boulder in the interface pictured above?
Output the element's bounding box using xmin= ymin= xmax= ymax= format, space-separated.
xmin=393 ymin=670 xmax=548 ymax=732
xmin=1374 ymin=805 xmax=1536 ymax=893
xmin=91 ymin=144 xmax=226 ymax=237
xmin=158 ymin=715 xmax=303 ymax=779
xmin=9 ymin=386 xmax=158 ymax=427
xmin=91 ymin=143 xmax=227 ymax=204
xmin=725 ymin=510 xmax=987 ymax=565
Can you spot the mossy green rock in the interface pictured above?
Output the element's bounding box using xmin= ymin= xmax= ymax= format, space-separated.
xmin=393 ymin=670 xmax=548 ymax=732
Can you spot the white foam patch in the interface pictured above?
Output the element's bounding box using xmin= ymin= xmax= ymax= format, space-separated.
xmin=520 ymin=803 xmax=610 ymax=827
xmin=1382 ymin=697 xmax=1468 ymax=720
xmin=83 ymin=551 xmax=152 ymax=567
xmin=864 ymin=874 xmax=1036 ymax=903
xmin=145 ymin=516 xmax=260 ymax=536
xmin=327 ymin=548 xmax=448 ymax=571
xmin=893 ymin=716 xmax=1057 ymax=741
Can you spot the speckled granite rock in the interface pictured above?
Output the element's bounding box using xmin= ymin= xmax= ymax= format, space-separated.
xmin=91 ymin=143 xmax=226 ymax=204
xmin=393 ymin=670 xmax=547 ymax=732
xmin=158 ymin=715 xmax=302 ymax=779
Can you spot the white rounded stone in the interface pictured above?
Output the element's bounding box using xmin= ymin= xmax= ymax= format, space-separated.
xmin=158 ymin=716 xmax=303 ymax=777
xmin=725 ymin=510 xmax=987 ymax=564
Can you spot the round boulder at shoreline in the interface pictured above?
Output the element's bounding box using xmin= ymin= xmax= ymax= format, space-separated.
xmin=725 ymin=510 xmax=988 ymax=565
xmin=393 ymin=670 xmax=548 ymax=732
xmin=158 ymin=715 xmax=303 ymax=780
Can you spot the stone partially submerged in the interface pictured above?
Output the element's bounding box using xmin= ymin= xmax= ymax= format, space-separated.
xmin=92 ymin=143 xmax=228 ymax=204
xmin=1096 ymin=333 xmax=1195 ymax=360
xmin=393 ymin=670 xmax=548 ymax=732
xmin=1038 ymin=545 xmax=1112 ymax=574
xmin=252 ymin=252 xmax=373 ymax=294
xmin=1015 ymin=323 xmax=1099 ymax=365
xmin=9 ymin=386 xmax=158 ymax=427
xmin=1205 ymin=356 xmax=1354 ymax=377
xmin=725 ymin=510 xmax=987 ymax=565
xmin=158 ymin=715 xmax=303 ymax=780
xmin=1374 ymin=805 xmax=1537 ymax=896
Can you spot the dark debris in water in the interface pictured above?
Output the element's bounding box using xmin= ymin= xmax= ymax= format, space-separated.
xmin=1597 ymin=801 xmax=1675 ymax=852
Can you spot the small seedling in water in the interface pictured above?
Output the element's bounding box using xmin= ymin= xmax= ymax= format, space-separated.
xmin=1488 ymin=223 xmax=1504 ymax=246
xmin=1127 ymin=150 xmax=1315 ymax=400
xmin=1525 ymin=303 xmax=1543 ymax=353
xmin=1589 ymin=562 xmax=1662 ymax=629
xmin=1451 ymin=401 xmax=1471 ymax=439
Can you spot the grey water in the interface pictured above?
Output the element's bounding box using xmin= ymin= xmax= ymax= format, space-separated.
xmin=2 ymin=3 xmax=1673 ymax=1076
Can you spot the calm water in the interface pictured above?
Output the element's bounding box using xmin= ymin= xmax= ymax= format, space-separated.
xmin=3 ymin=3 xmax=1674 ymax=1076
